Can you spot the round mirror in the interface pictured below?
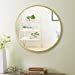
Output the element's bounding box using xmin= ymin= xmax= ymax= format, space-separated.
xmin=16 ymin=5 xmax=62 ymax=52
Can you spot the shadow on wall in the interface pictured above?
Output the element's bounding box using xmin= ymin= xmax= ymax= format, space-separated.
xmin=7 ymin=40 xmax=66 ymax=75
xmin=8 ymin=39 xmax=24 ymax=68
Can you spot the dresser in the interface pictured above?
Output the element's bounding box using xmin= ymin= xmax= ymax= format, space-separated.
xmin=0 ymin=73 xmax=66 ymax=75
xmin=45 ymin=73 xmax=66 ymax=75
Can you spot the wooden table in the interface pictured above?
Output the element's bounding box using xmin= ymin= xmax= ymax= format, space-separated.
xmin=45 ymin=73 xmax=66 ymax=75
xmin=0 ymin=73 xmax=66 ymax=75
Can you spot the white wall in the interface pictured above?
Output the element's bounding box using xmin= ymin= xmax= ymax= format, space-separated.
xmin=0 ymin=0 xmax=74 ymax=75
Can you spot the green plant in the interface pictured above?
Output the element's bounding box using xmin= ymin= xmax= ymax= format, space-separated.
xmin=26 ymin=15 xmax=36 ymax=21
xmin=31 ymin=32 xmax=39 ymax=38
xmin=0 ymin=34 xmax=11 ymax=49
xmin=31 ymin=15 xmax=35 ymax=19
xmin=27 ymin=16 xmax=30 ymax=21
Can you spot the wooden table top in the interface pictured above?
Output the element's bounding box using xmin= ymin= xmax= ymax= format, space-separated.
xmin=45 ymin=73 xmax=66 ymax=75
xmin=0 ymin=73 xmax=66 ymax=75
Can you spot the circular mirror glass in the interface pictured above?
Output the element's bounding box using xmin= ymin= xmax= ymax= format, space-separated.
xmin=16 ymin=5 xmax=62 ymax=52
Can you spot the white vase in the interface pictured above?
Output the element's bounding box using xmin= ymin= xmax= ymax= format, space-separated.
xmin=0 ymin=48 xmax=7 ymax=74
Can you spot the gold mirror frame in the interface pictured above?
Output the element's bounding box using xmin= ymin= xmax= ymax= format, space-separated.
xmin=15 ymin=5 xmax=63 ymax=53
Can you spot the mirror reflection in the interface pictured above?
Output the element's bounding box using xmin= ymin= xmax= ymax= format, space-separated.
xmin=16 ymin=5 xmax=62 ymax=52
